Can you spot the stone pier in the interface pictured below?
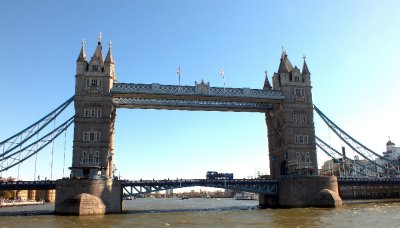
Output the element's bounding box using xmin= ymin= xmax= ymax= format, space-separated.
xmin=259 ymin=176 xmax=342 ymax=208
xmin=54 ymin=179 xmax=122 ymax=215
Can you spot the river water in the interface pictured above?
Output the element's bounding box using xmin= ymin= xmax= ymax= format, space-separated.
xmin=0 ymin=198 xmax=399 ymax=227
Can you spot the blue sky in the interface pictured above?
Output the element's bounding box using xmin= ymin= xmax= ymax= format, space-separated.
xmin=1 ymin=0 xmax=399 ymax=181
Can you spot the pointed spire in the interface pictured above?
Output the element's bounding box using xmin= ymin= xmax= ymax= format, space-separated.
xmin=76 ymin=39 xmax=87 ymax=62
xmin=98 ymin=32 xmax=102 ymax=45
xmin=302 ymin=55 xmax=310 ymax=75
xmin=105 ymin=40 xmax=114 ymax=64
xmin=90 ymin=33 xmax=104 ymax=66
xmin=278 ymin=47 xmax=293 ymax=73
xmin=92 ymin=40 xmax=103 ymax=59
xmin=263 ymin=70 xmax=272 ymax=90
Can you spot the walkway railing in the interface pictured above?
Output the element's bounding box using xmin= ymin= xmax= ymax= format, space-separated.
xmin=0 ymin=180 xmax=56 ymax=190
xmin=111 ymin=83 xmax=284 ymax=112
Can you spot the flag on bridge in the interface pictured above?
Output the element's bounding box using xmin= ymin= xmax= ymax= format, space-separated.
xmin=177 ymin=65 xmax=181 ymax=85
xmin=219 ymin=67 xmax=226 ymax=91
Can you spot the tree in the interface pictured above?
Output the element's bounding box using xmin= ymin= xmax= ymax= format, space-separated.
xmin=0 ymin=190 xmax=14 ymax=199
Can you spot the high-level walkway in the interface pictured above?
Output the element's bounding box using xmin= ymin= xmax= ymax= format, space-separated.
xmin=111 ymin=82 xmax=284 ymax=112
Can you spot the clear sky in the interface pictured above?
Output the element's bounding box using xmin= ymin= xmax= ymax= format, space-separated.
xmin=0 ymin=0 xmax=399 ymax=181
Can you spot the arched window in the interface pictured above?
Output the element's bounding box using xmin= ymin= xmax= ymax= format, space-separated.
xmin=89 ymin=151 xmax=94 ymax=163
xmin=82 ymin=151 xmax=88 ymax=164
xmin=94 ymin=151 xmax=100 ymax=165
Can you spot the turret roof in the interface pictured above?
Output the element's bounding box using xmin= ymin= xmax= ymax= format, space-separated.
xmin=302 ymin=55 xmax=310 ymax=75
xmin=90 ymin=33 xmax=104 ymax=66
xmin=263 ymin=70 xmax=272 ymax=89
xmin=387 ymin=140 xmax=395 ymax=146
xmin=105 ymin=41 xmax=114 ymax=64
xmin=278 ymin=48 xmax=293 ymax=73
xmin=76 ymin=39 xmax=87 ymax=62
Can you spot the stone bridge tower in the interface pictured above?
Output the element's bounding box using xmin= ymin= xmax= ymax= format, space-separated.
xmin=265 ymin=49 xmax=317 ymax=178
xmin=261 ymin=49 xmax=342 ymax=208
xmin=71 ymin=35 xmax=116 ymax=179
xmin=55 ymin=35 xmax=122 ymax=215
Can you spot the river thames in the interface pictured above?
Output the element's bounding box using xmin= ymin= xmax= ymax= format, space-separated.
xmin=0 ymin=198 xmax=399 ymax=227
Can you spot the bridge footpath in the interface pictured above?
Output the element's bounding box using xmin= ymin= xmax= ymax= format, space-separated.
xmin=0 ymin=180 xmax=56 ymax=190
xmin=1 ymin=178 xmax=400 ymax=200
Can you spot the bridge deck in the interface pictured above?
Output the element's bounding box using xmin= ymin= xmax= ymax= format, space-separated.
xmin=0 ymin=181 xmax=56 ymax=190
xmin=111 ymin=83 xmax=284 ymax=112
xmin=121 ymin=179 xmax=278 ymax=196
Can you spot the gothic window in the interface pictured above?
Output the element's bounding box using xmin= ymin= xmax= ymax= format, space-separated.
xmin=83 ymin=132 xmax=89 ymax=141
xmin=86 ymin=78 xmax=101 ymax=88
xmin=293 ymin=114 xmax=307 ymax=124
xmin=82 ymin=151 xmax=87 ymax=164
xmin=294 ymin=76 xmax=300 ymax=82
xmin=94 ymin=151 xmax=100 ymax=165
xmin=293 ymin=88 xmax=304 ymax=97
xmin=88 ymin=151 xmax=94 ymax=163
xmin=90 ymin=79 xmax=98 ymax=87
xmin=91 ymin=65 xmax=99 ymax=72
xmin=83 ymin=108 xmax=101 ymax=118
xmin=84 ymin=109 xmax=90 ymax=118
xmin=90 ymin=109 xmax=96 ymax=118
xmin=95 ymin=132 xmax=101 ymax=141
xmin=306 ymin=152 xmax=310 ymax=157
xmin=294 ymin=135 xmax=309 ymax=144
xmin=83 ymin=131 xmax=101 ymax=142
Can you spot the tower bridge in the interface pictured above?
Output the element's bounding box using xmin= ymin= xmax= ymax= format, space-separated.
xmin=3 ymin=36 xmax=399 ymax=215
xmin=56 ymin=37 xmax=342 ymax=214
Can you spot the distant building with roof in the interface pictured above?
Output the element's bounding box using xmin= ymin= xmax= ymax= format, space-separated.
xmin=375 ymin=139 xmax=400 ymax=175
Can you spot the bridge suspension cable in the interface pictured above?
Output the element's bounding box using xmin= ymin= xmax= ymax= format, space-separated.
xmin=0 ymin=96 xmax=75 ymax=174
xmin=314 ymin=105 xmax=400 ymax=176
xmin=0 ymin=116 xmax=74 ymax=173
xmin=0 ymin=96 xmax=74 ymax=159
xmin=315 ymin=136 xmax=385 ymax=177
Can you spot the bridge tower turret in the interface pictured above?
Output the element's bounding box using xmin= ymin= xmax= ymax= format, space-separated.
xmin=55 ymin=35 xmax=122 ymax=215
xmin=266 ymin=49 xmax=317 ymax=178
xmin=261 ymin=49 xmax=341 ymax=209
xmin=71 ymin=34 xmax=117 ymax=179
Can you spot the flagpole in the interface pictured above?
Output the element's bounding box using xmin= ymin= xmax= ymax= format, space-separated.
xmin=177 ymin=64 xmax=181 ymax=86
xmin=223 ymin=77 xmax=226 ymax=92
xmin=220 ymin=67 xmax=225 ymax=93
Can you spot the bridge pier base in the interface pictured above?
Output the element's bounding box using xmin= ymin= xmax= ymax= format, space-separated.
xmin=258 ymin=194 xmax=278 ymax=208
xmin=54 ymin=179 xmax=122 ymax=215
xmin=259 ymin=176 xmax=342 ymax=208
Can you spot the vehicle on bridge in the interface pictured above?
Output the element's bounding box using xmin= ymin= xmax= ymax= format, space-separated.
xmin=206 ymin=171 xmax=233 ymax=180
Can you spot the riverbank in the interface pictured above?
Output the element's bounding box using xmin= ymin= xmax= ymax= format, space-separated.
xmin=343 ymin=198 xmax=400 ymax=205
xmin=0 ymin=200 xmax=44 ymax=207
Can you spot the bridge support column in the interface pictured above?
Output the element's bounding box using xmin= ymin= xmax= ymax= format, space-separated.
xmin=277 ymin=176 xmax=342 ymax=208
xmin=54 ymin=179 xmax=122 ymax=215
xmin=259 ymin=176 xmax=342 ymax=208
xmin=258 ymin=194 xmax=278 ymax=208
